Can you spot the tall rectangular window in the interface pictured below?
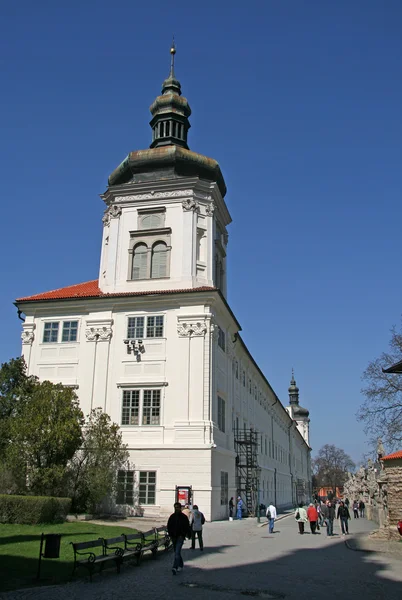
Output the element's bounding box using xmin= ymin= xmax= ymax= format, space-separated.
xmin=62 ymin=321 xmax=78 ymax=342
xmin=220 ymin=471 xmax=228 ymax=505
xmin=146 ymin=315 xmax=164 ymax=338
xmin=217 ymin=396 xmax=225 ymax=432
xmin=218 ymin=327 xmax=226 ymax=351
xmin=116 ymin=470 xmax=134 ymax=504
xmin=43 ymin=322 xmax=59 ymax=343
xmin=142 ymin=390 xmax=161 ymax=425
xmin=127 ymin=316 xmax=145 ymax=339
xmin=122 ymin=390 xmax=140 ymax=425
xmin=139 ymin=471 xmax=156 ymax=504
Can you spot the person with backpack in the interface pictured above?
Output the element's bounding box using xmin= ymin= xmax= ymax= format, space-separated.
xmin=189 ymin=505 xmax=205 ymax=550
xmin=266 ymin=501 xmax=277 ymax=533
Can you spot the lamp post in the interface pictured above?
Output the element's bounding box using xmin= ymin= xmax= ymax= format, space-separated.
xmin=256 ymin=466 xmax=262 ymax=523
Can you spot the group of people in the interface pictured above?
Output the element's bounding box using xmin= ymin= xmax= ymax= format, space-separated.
xmin=229 ymin=496 xmax=244 ymax=520
xmin=294 ymin=496 xmax=364 ymax=536
xmin=167 ymin=502 xmax=205 ymax=575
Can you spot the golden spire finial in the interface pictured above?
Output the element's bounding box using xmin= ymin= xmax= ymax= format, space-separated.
xmin=169 ymin=37 xmax=176 ymax=76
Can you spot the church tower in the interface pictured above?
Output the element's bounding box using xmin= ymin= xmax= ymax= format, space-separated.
xmin=99 ymin=42 xmax=230 ymax=297
xmin=286 ymin=370 xmax=310 ymax=445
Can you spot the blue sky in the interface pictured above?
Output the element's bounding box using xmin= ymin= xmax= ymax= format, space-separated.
xmin=1 ymin=1 xmax=401 ymax=463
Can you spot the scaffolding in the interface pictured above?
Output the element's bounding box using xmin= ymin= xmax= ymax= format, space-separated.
xmin=234 ymin=428 xmax=260 ymax=516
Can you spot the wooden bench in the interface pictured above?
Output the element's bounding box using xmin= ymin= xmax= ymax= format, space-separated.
xmin=154 ymin=526 xmax=171 ymax=551
xmin=70 ymin=538 xmax=123 ymax=581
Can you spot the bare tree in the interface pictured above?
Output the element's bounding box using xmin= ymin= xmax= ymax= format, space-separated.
xmin=313 ymin=444 xmax=355 ymax=492
xmin=359 ymin=323 xmax=402 ymax=449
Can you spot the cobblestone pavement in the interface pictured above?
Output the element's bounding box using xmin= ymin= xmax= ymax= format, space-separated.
xmin=1 ymin=515 xmax=401 ymax=600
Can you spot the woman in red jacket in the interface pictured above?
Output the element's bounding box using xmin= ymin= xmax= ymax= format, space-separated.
xmin=307 ymin=503 xmax=319 ymax=534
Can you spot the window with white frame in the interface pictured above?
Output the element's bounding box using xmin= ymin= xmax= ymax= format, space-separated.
xmin=139 ymin=471 xmax=156 ymax=504
xmin=62 ymin=321 xmax=78 ymax=342
xmin=121 ymin=389 xmax=161 ymax=426
xmin=127 ymin=315 xmax=164 ymax=339
xmin=217 ymin=396 xmax=225 ymax=432
xmin=220 ymin=471 xmax=228 ymax=505
xmin=43 ymin=320 xmax=79 ymax=343
xmin=218 ymin=327 xmax=226 ymax=351
xmin=116 ymin=470 xmax=134 ymax=504
xmin=43 ymin=322 xmax=59 ymax=343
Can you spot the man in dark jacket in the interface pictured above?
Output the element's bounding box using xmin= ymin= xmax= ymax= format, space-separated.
xmin=337 ymin=501 xmax=351 ymax=535
xmin=167 ymin=503 xmax=191 ymax=575
xmin=327 ymin=502 xmax=336 ymax=537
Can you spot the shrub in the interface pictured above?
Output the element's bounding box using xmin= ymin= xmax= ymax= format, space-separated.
xmin=0 ymin=494 xmax=71 ymax=524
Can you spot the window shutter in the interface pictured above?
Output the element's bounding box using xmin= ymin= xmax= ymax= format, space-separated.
xmin=132 ymin=244 xmax=148 ymax=279
xmin=151 ymin=242 xmax=168 ymax=278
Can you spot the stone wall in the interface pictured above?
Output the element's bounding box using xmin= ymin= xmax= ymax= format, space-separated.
xmin=383 ymin=458 xmax=402 ymax=526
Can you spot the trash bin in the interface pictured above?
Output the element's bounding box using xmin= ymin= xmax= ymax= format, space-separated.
xmin=43 ymin=534 xmax=61 ymax=558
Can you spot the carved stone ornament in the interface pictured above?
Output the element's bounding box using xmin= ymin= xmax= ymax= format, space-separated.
xmin=102 ymin=204 xmax=122 ymax=226
xmin=115 ymin=190 xmax=193 ymax=203
xmin=182 ymin=198 xmax=199 ymax=212
xmin=205 ymin=203 xmax=215 ymax=216
xmin=223 ymin=231 xmax=229 ymax=245
xmin=21 ymin=324 xmax=35 ymax=345
xmin=210 ymin=322 xmax=219 ymax=341
xmin=85 ymin=326 xmax=113 ymax=342
xmin=177 ymin=320 xmax=207 ymax=337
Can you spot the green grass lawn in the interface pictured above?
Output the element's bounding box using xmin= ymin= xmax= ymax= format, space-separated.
xmin=0 ymin=522 xmax=141 ymax=592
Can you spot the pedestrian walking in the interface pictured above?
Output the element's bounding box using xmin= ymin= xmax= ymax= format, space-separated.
xmin=236 ymin=496 xmax=243 ymax=520
xmin=266 ymin=501 xmax=277 ymax=533
xmin=345 ymin=497 xmax=350 ymax=509
xmin=337 ymin=500 xmax=350 ymax=536
xmin=182 ymin=504 xmax=191 ymax=519
xmin=316 ymin=502 xmax=323 ymax=527
xmin=190 ymin=505 xmax=205 ymax=550
xmin=167 ymin=502 xmax=191 ymax=575
xmin=229 ymin=497 xmax=234 ymax=520
xmin=359 ymin=500 xmax=365 ymax=518
xmin=326 ymin=501 xmax=336 ymax=536
xmin=307 ymin=503 xmax=318 ymax=534
xmin=353 ymin=500 xmax=359 ymax=518
xmin=295 ymin=503 xmax=308 ymax=534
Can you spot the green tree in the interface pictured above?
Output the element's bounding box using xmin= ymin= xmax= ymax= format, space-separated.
xmin=359 ymin=322 xmax=402 ymax=448
xmin=313 ymin=444 xmax=355 ymax=493
xmin=7 ymin=381 xmax=84 ymax=496
xmin=0 ymin=357 xmax=37 ymax=457
xmin=67 ymin=408 xmax=129 ymax=513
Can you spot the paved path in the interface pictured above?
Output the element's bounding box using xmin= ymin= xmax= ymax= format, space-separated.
xmin=1 ymin=515 xmax=401 ymax=600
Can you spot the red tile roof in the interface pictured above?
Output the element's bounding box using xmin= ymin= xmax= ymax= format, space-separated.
xmin=382 ymin=450 xmax=402 ymax=461
xmin=16 ymin=280 xmax=215 ymax=302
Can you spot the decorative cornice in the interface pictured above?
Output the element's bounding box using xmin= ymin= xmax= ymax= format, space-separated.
xmin=182 ymin=198 xmax=199 ymax=212
xmin=115 ymin=190 xmax=194 ymax=203
xmin=102 ymin=204 xmax=122 ymax=227
xmin=21 ymin=323 xmax=35 ymax=345
xmin=177 ymin=318 xmax=208 ymax=337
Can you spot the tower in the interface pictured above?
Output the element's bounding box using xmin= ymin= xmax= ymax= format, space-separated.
xmin=99 ymin=42 xmax=230 ymax=297
xmin=286 ymin=370 xmax=310 ymax=445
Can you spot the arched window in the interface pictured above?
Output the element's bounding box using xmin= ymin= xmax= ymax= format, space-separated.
xmin=132 ymin=244 xmax=148 ymax=280
xmin=151 ymin=242 xmax=168 ymax=278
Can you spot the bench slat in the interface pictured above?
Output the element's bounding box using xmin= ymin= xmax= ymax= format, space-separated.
xmin=72 ymin=540 xmax=103 ymax=551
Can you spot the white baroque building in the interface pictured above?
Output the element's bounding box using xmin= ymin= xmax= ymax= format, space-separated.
xmin=15 ymin=46 xmax=311 ymax=520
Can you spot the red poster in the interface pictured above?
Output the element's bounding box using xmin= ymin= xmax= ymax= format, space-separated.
xmin=177 ymin=488 xmax=189 ymax=504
